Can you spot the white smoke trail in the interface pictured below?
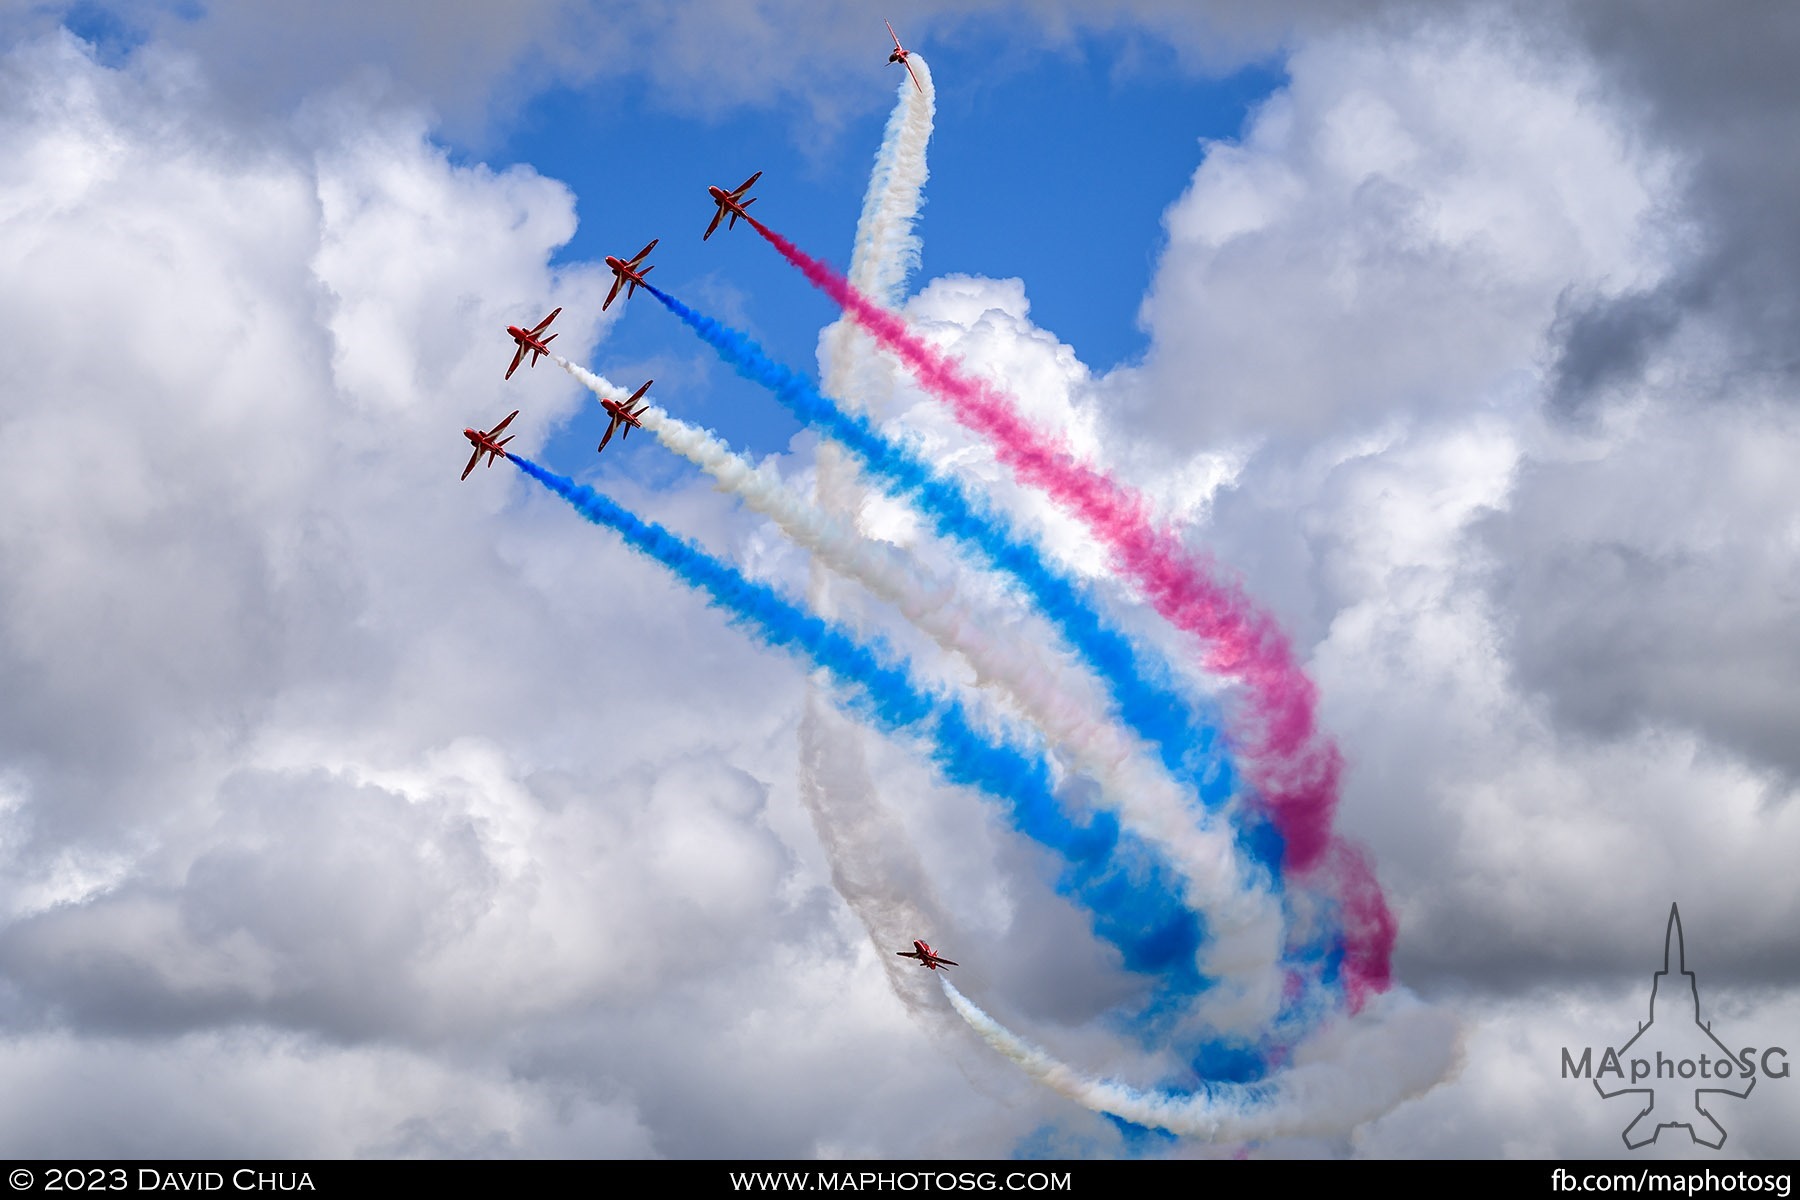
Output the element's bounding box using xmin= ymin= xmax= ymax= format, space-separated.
xmin=783 ymin=59 xmax=1450 ymax=1131
xmin=847 ymin=56 xmax=935 ymax=311
xmin=940 ymin=976 xmax=1460 ymax=1143
xmin=796 ymin=693 xmax=957 ymax=1016
xmin=813 ymin=52 xmax=936 ymax=535
xmin=813 ymin=55 xmax=937 ymax=586
xmin=796 ymin=54 xmax=946 ymax=1019
xmin=558 ymin=356 xmax=1282 ymax=1007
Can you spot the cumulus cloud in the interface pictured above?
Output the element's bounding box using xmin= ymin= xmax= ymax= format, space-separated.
xmin=1102 ymin=4 xmax=1799 ymax=1155
xmin=1553 ymin=3 xmax=1800 ymax=410
xmin=5 ymin=0 xmax=1800 ymax=1160
xmin=814 ymin=3 xmax=1800 ymax=1155
xmin=1135 ymin=11 xmax=1677 ymax=450
xmin=0 ymin=30 xmax=1091 ymax=1157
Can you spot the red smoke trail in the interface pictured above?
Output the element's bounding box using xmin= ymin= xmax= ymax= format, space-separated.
xmin=745 ymin=214 xmax=1393 ymax=1001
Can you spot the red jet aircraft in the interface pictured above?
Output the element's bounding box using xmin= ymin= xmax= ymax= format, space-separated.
xmin=704 ymin=171 xmax=762 ymax=241
xmin=896 ymin=939 xmax=958 ymax=970
xmin=503 ymin=307 xmax=561 ymax=379
xmin=598 ymin=379 xmax=653 ymax=453
xmin=885 ymin=20 xmax=923 ymax=94
xmin=603 ymin=239 xmax=658 ymax=310
xmin=461 ymin=410 xmax=519 ymax=480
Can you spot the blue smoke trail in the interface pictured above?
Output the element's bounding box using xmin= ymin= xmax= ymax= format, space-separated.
xmin=641 ymin=285 xmax=1271 ymax=859
xmin=510 ymin=454 xmax=1210 ymax=996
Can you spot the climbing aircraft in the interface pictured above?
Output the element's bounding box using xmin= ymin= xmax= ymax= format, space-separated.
xmin=603 ymin=240 xmax=658 ymax=310
xmin=598 ymin=379 xmax=653 ymax=453
xmin=503 ymin=307 xmax=561 ymax=379
xmin=704 ymin=171 xmax=762 ymax=240
xmin=885 ymin=20 xmax=923 ymax=94
xmin=461 ymin=410 xmax=519 ymax=480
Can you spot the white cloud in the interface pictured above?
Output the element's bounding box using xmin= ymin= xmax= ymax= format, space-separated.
xmin=1100 ymin=10 xmax=1799 ymax=1155
xmin=839 ymin=8 xmax=1800 ymax=1156
xmin=6 ymin=0 xmax=1800 ymax=1159
xmin=1136 ymin=13 xmax=1677 ymax=447
xmin=0 ymin=31 xmax=1087 ymax=1157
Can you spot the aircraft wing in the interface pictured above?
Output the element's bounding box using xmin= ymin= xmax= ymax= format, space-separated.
xmin=705 ymin=207 xmax=724 ymax=240
xmin=461 ymin=446 xmax=481 ymax=480
xmin=603 ymin=275 xmax=623 ymax=310
xmin=531 ymin=307 xmax=561 ymax=336
xmin=487 ymin=410 xmax=519 ymax=438
xmin=506 ymin=344 xmax=526 ymax=379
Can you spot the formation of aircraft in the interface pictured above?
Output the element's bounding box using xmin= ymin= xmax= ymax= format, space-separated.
xmin=603 ymin=239 xmax=658 ymax=311
xmin=885 ymin=20 xmax=922 ymax=94
xmin=704 ymin=171 xmax=763 ymax=241
xmin=473 ymin=34 xmax=972 ymax=991
xmin=460 ymin=410 xmax=518 ymax=480
xmin=598 ymin=379 xmax=653 ymax=453
xmin=896 ymin=939 xmax=958 ymax=970
xmin=503 ymin=307 xmax=561 ymax=380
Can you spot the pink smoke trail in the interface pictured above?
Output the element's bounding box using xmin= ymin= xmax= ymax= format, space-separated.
xmin=744 ymin=214 xmax=1393 ymax=1003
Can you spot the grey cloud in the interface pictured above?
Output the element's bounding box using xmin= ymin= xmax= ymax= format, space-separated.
xmin=0 ymin=0 xmax=1421 ymax=148
xmin=1547 ymin=3 xmax=1800 ymax=410
xmin=9 ymin=0 xmax=1800 ymax=1160
xmin=1478 ymin=403 xmax=1800 ymax=784
xmin=0 ymin=768 xmax=498 ymax=1040
xmin=1546 ymin=286 xmax=1686 ymax=416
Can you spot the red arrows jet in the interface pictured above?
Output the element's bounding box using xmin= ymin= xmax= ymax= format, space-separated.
xmin=885 ymin=20 xmax=923 ymax=94
xmin=896 ymin=939 xmax=958 ymax=970
xmin=603 ymin=239 xmax=658 ymax=310
xmin=704 ymin=171 xmax=762 ymax=241
xmin=598 ymin=379 xmax=653 ymax=453
xmin=461 ymin=410 xmax=518 ymax=480
xmin=503 ymin=307 xmax=561 ymax=379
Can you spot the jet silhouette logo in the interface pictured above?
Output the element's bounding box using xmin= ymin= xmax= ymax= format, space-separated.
xmin=1567 ymin=904 xmax=1771 ymax=1149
